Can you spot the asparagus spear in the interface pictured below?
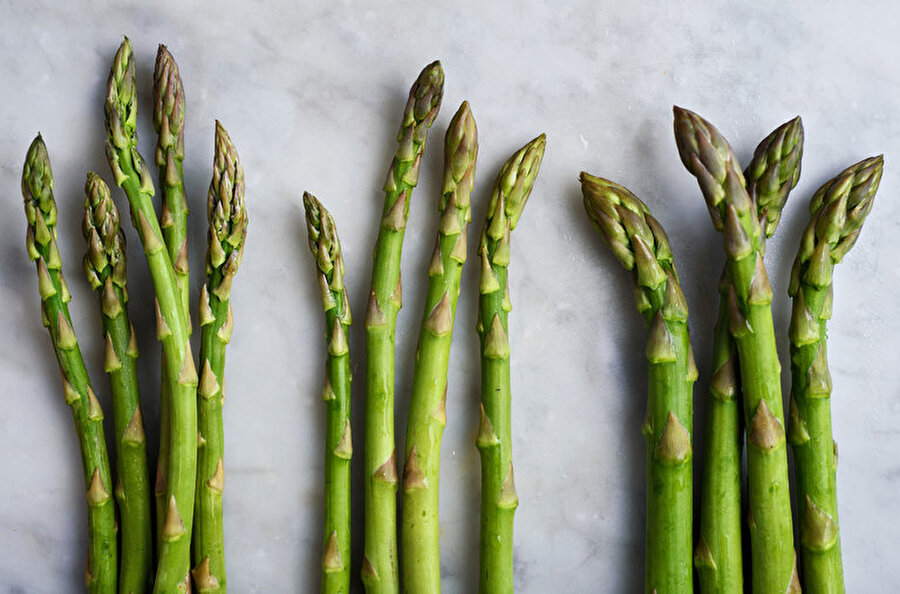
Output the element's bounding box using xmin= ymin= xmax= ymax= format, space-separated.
xmin=477 ymin=134 xmax=546 ymax=594
xmin=581 ymin=174 xmax=695 ymax=594
xmin=23 ymin=136 xmax=117 ymax=593
xmin=695 ymin=116 xmax=804 ymax=593
xmin=105 ymin=37 xmax=198 ymax=592
xmin=401 ymin=101 xmax=478 ymax=593
xmin=302 ymin=192 xmax=352 ymax=594
xmin=673 ymin=107 xmax=800 ymax=594
xmin=152 ymin=46 xmax=189 ymax=548
xmin=82 ymin=171 xmax=153 ymax=593
xmin=191 ymin=122 xmax=247 ymax=592
xmin=787 ymin=156 xmax=882 ymax=593
xmin=362 ymin=60 xmax=444 ymax=593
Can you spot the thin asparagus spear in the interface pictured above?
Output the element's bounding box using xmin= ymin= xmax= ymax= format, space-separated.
xmin=152 ymin=46 xmax=189 ymax=549
xmin=82 ymin=171 xmax=152 ymax=593
xmin=673 ymin=106 xmax=800 ymax=594
xmin=695 ymin=116 xmax=804 ymax=593
xmin=477 ymin=134 xmax=545 ymax=594
xmin=191 ymin=122 xmax=247 ymax=592
xmin=302 ymin=192 xmax=352 ymax=594
xmin=105 ymin=37 xmax=198 ymax=593
xmin=401 ymin=101 xmax=478 ymax=593
xmin=23 ymin=136 xmax=117 ymax=593
xmin=362 ymin=61 xmax=444 ymax=594
xmin=581 ymin=174 xmax=695 ymax=594
xmin=787 ymin=156 xmax=882 ymax=593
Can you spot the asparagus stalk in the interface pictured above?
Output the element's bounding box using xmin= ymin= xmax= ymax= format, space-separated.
xmin=105 ymin=37 xmax=198 ymax=592
xmin=153 ymin=43 xmax=190 ymax=313
xmin=694 ymin=116 xmax=804 ymax=593
xmin=673 ymin=106 xmax=800 ymax=593
xmin=787 ymin=156 xmax=882 ymax=593
xmin=82 ymin=171 xmax=153 ymax=593
xmin=477 ymin=134 xmax=546 ymax=594
xmin=302 ymin=192 xmax=352 ymax=594
xmin=362 ymin=60 xmax=444 ymax=593
xmin=581 ymin=174 xmax=695 ymax=594
xmin=152 ymin=46 xmax=189 ymax=547
xmin=401 ymin=101 xmax=478 ymax=593
xmin=191 ymin=122 xmax=247 ymax=592
xmin=23 ymin=136 xmax=117 ymax=593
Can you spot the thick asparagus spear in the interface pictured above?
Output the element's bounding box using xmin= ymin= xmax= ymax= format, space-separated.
xmin=105 ymin=37 xmax=198 ymax=592
xmin=192 ymin=122 xmax=247 ymax=592
xmin=152 ymin=46 xmax=189 ymax=547
xmin=82 ymin=171 xmax=153 ymax=593
xmin=787 ymin=156 xmax=882 ymax=593
xmin=362 ymin=60 xmax=444 ymax=593
xmin=477 ymin=134 xmax=545 ymax=594
xmin=401 ymin=102 xmax=478 ymax=593
xmin=303 ymin=192 xmax=352 ymax=594
xmin=695 ymin=116 xmax=804 ymax=593
xmin=581 ymin=174 xmax=695 ymax=594
xmin=23 ymin=136 xmax=117 ymax=593
xmin=674 ymin=106 xmax=800 ymax=594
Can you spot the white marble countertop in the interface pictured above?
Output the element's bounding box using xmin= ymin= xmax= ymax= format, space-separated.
xmin=2 ymin=1 xmax=899 ymax=591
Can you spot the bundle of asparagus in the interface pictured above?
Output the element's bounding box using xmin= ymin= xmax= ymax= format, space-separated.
xmin=581 ymin=106 xmax=880 ymax=594
xmin=23 ymin=37 xmax=246 ymax=593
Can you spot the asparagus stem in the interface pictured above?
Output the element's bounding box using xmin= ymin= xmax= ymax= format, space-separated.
xmin=787 ymin=156 xmax=882 ymax=593
xmin=303 ymin=192 xmax=352 ymax=594
xmin=401 ymin=102 xmax=478 ymax=593
xmin=190 ymin=122 xmax=247 ymax=593
xmin=152 ymin=47 xmax=189 ymax=551
xmin=674 ymin=106 xmax=800 ymax=594
xmin=105 ymin=37 xmax=198 ymax=593
xmin=695 ymin=116 xmax=804 ymax=594
xmin=581 ymin=174 xmax=695 ymax=594
xmin=23 ymin=136 xmax=117 ymax=593
xmin=362 ymin=61 xmax=444 ymax=594
xmin=477 ymin=134 xmax=545 ymax=594
xmin=82 ymin=171 xmax=153 ymax=593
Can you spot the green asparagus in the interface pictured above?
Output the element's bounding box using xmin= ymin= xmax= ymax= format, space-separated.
xmin=694 ymin=116 xmax=804 ymax=593
xmin=303 ymin=192 xmax=352 ymax=594
xmin=477 ymin=134 xmax=545 ymax=594
xmin=23 ymin=136 xmax=117 ymax=593
xmin=192 ymin=122 xmax=247 ymax=592
xmin=105 ymin=37 xmax=198 ymax=592
xmin=362 ymin=60 xmax=444 ymax=594
xmin=401 ymin=101 xmax=478 ymax=593
xmin=82 ymin=171 xmax=153 ymax=593
xmin=581 ymin=174 xmax=694 ymax=594
xmin=787 ymin=156 xmax=882 ymax=593
xmin=674 ymin=106 xmax=800 ymax=593
xmin=152 ymin=46 xmax=189 ymax=550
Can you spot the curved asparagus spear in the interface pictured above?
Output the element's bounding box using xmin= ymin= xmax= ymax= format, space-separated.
xmin=787 ymin=156 xmax=882 ymax=593
xmin=362 ymin=60 xmax=444 ymax=593
xmin=477 ymin=134 xmax=545 ymax=594
xmin=105 ymin=37 xmax=198 ymax=592
xmin=152 ymin=46 xmax=189 ymax=547
xmin=303 ymin=192 xmax=352 ymax=594
xmin=23 ymin=136 xmax=117 ymax=593
xmin=695 ymin=116 xmax=804 ymax=593
xmin=581 ymin=174 xmax=694 ymax=594
xmin=401 ymin=102 xmax=478 ymax=593
xmin=674 ymin=106 xmax=799 ymax=594
xmin=82 ymin=171 xmax=152 ymax=593
xmin=191 ymin=122 xmax=247 ymax=592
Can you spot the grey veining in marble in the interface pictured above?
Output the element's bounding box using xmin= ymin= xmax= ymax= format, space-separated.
xmin=2 ymin=1 xmax=899 ymax=591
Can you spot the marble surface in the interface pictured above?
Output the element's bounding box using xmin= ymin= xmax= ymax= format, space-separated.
xmin=2 ymin=1 xmax=899 ymax=591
